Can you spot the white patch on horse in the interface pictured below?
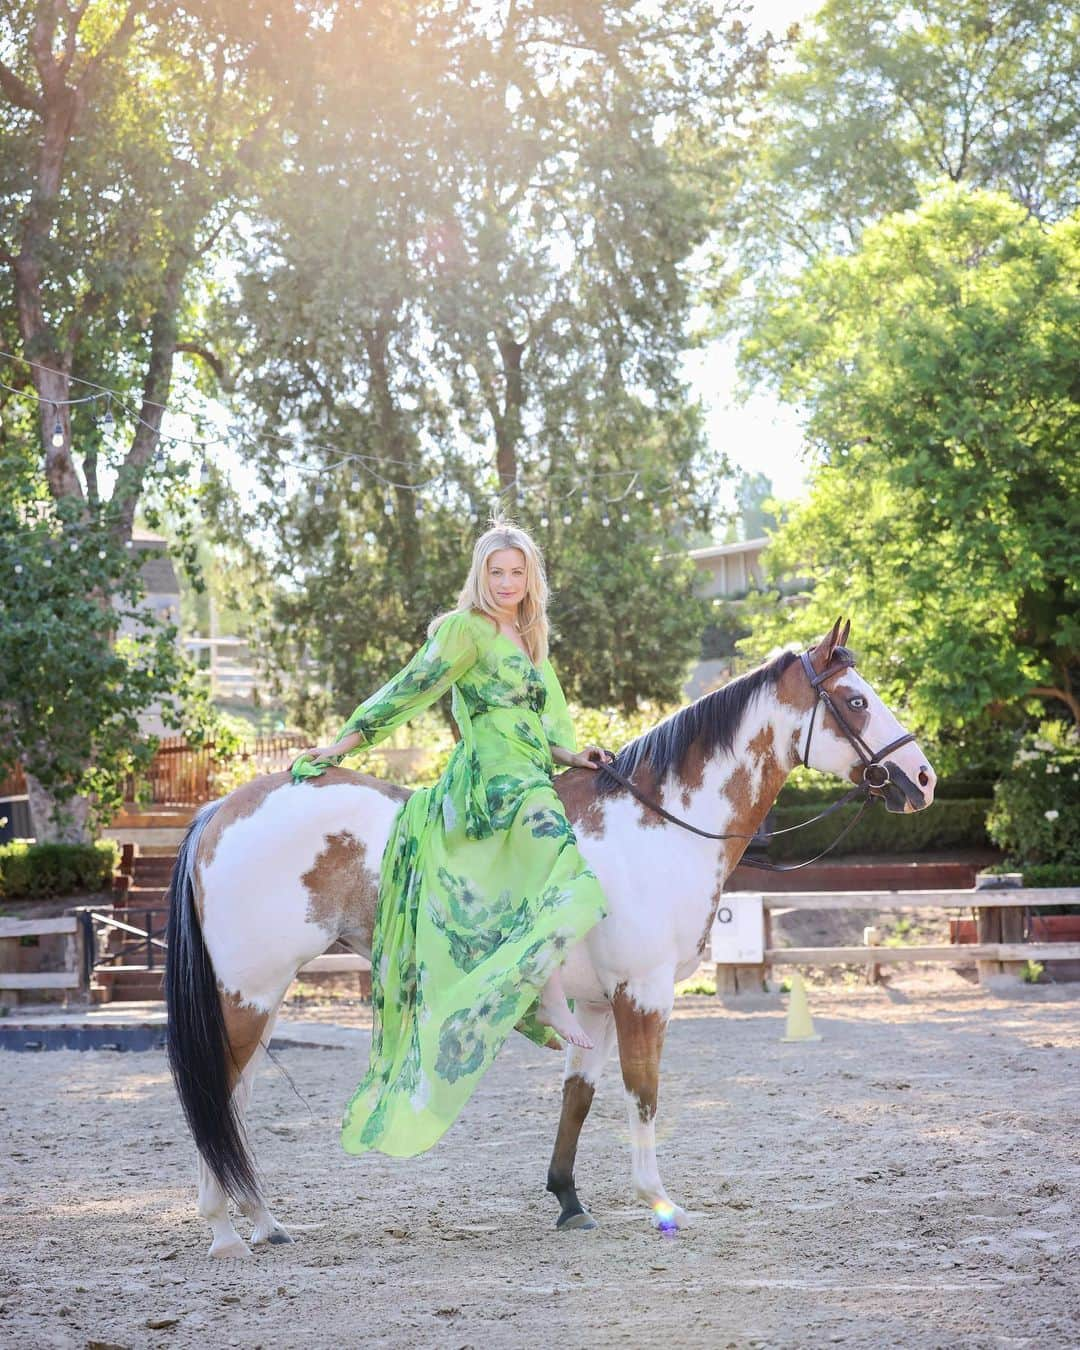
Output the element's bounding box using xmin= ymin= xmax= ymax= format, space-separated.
xmin=199 ymin=781 xmax=401 ymax=1011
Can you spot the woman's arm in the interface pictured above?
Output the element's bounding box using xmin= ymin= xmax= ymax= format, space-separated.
xmin=542 ymin=657 xmax=612 ymax=771
xmin=292 ymin=611 xmax=480 ymax=781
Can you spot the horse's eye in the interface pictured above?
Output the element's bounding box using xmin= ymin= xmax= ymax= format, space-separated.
xmin=848 ymin=696 xmax=867 ymax=710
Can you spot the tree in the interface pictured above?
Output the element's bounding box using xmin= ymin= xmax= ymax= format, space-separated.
xmin=205 ymin=0 xmax=756 ymax=726
xmin=0 ymin=0 xmax=300 ymax=835
xmin=737 ymin=187 xmax=1080 ymax=746
xmin=702 ymin=0 xmax=1080 ymax=329
xmin=0 ymin=443 xmax=225 ymax=839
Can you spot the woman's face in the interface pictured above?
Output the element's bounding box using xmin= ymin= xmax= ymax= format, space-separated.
xmin=487 ymin=547 xmax=528 ymax=611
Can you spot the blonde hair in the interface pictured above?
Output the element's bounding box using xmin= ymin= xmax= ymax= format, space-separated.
xmin=428 ymin=518 xmax=551 ymax=665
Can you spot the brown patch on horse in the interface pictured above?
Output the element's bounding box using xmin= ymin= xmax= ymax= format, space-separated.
xmin=554 ymin=767 xmax=608 ymax=839
xmin=612 ymin=985 xmax=668 ymax=1123
xmin=196 ymin=774 xmax=290 ymax=917
xmin=676 ymin=737 xmax=706 ymax=809
xmin=306 ymin=765 xmax=412 ymax=805
xmin=301 ymin=828 xmax=380 ymax=945
xmin=220 ymin=991 xmax=270 ymax=1085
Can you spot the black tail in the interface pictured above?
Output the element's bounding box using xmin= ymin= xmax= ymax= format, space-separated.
xmin=164 ymin=801 xmax=259 ymax=1204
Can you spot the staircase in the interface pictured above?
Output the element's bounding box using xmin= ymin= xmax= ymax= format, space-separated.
xmin=91 ymin=849 xmax=174 ymax=1003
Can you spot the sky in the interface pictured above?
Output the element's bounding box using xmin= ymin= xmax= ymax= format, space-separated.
xmin=684 ymin=0 xmax=821 ymax=510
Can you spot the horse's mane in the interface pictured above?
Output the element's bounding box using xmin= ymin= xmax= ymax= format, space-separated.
xmin=593 ymin=649 xmax=805 ymax=797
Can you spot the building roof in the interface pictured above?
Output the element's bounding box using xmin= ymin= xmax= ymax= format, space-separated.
xmin=687 ymin=536 xmax=770 ymax=562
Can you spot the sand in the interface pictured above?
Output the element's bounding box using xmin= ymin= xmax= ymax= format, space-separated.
xmin=2 ymin=977 xmax=1078 ymax=1349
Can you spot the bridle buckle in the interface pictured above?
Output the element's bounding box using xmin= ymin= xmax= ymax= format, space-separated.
xmin=862 ymin=762 xmax=890 ymax=791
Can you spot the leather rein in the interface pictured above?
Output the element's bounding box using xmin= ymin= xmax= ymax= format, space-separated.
xmin=593 ymin=648 xmax=917 ymax=873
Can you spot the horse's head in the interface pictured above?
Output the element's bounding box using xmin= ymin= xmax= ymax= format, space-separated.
xmin=778 ymin=619 xmax=936 ymax=814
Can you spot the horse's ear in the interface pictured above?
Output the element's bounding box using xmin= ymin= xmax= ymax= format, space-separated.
xmin=819 ymin=616 xmax=843 ymax=661
xmin=838 ymin=618 xmax=851 ymax=651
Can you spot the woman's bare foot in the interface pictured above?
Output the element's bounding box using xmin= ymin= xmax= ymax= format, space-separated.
xmin=537 ymin=968 xmax=594 ymax=1049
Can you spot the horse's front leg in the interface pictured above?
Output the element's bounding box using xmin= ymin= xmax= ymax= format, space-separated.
xmin=546 ymin=1001 xmax=617 ymax=1231
xmin=612 ymin=979 xmax=687 ymax=1231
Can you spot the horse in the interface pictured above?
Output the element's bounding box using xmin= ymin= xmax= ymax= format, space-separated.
xmin=164 ymin=619 xmax=935 ymax=1256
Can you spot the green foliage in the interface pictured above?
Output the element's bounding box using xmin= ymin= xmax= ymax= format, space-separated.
xmin=0 ymin=453 xmax=233 ymax=835
xmin=704 ymin=0 xmax=1080 ymax=330
xmin=198 ymin=1 xmax=753 ymax=726
xmin=1023 ymin=863 xmax=1080 ymax=889
xmin=987 ymin=723 xmax=1080 ymax=866
xmin=736 ymin=187 xmax=1080 ymax=749
xmin=1021 ymin=960 xmax=1045 ymax=985
xmin=0 ymin=840 xmax=118 ymax=901
xmin=766 ymin=798 xmax=989 ymax=861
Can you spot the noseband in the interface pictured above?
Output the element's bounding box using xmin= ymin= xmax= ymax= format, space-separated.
xmin=798 ymin=651 xmax=916 ymax=793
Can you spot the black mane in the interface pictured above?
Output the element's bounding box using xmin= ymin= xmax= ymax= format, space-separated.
xmin=593 ymin=649 xmax=802 ymax=797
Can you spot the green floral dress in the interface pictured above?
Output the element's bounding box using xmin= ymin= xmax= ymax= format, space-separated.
xmin=290 ymin=608 xmax=608 ymax=1157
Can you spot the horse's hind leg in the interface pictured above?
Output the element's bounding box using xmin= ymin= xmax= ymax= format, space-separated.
xmin=612 ymin=981 xmax=687 ymax=1232
xmin=546 ymin=1001 xmax=616 ymax=1231
xmin=198 ymin=993 xmax=288 ymax=1259
xmin=235 ymin=1021 xmax=293 ymax=1246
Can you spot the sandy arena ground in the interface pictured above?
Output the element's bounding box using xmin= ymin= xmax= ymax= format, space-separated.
xmin=2 ymin=977 xmax=1079 ymax=1349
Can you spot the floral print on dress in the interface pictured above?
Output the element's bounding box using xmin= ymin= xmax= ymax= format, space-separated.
xmin=297 ymin=609 xmax=608 ymax=1157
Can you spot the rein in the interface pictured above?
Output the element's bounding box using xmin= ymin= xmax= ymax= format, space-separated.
xmin=593 ymin=646 xmax=917 ymax=873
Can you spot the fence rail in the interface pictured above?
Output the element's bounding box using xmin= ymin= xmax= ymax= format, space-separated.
xmin=715 ymin=886 xmax=1080 ymax=994
xmin=122 ymin=733 xmax=309 ymax=806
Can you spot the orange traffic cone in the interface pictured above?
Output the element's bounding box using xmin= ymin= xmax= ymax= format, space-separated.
xmin=781 ymin=971 xmax=821 ymax=1042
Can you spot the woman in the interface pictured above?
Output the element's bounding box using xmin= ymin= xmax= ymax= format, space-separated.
xmin=290 ymin=521 xmax=612 ymax=1157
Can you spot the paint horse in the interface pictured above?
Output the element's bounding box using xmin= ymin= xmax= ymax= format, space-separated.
xmin=165 ymin=620 xmax=935 ymax=1256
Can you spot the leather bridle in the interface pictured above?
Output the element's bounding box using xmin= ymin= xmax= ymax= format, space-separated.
xmin=798 ymin=650 xmax=916 ymax=791
xmin=591 ymin=646 xmax=919 ymax=872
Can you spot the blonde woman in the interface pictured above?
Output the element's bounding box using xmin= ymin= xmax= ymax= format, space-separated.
xmin=291 ymin=521 xmax=612 ymax=1157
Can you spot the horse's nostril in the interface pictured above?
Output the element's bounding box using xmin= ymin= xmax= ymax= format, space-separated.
xmin=918 ymin=768 xmax=930 ymax=787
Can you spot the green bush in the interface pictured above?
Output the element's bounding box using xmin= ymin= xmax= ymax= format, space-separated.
xmin=775 ymin=765 xmax=995 ymax=808
xmin=0 ymin=840 xmax=119 ymax=900
xmin=766 ymin=798 xmax=989 ymax=860
xmin=987 ymin=722 xmax=1080 ymax=866
xmin=1023 ymin=863 xmax=1080 ymax=888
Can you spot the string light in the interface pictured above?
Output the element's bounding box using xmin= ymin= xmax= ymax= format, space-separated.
xmin=1 ymin=349 xmax=708 ymax=521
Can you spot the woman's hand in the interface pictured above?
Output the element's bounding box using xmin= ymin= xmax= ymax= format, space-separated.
xmin=291 ymin=743 xmax=344 ymax=772
xmin=566 ymin=745 xmax=614 ymax=771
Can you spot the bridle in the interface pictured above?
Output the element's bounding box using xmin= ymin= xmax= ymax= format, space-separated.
xmin=592 ymin=646 xmax=918 ymax=872
xmin=797 ymin=650 xmax=916 ymax=791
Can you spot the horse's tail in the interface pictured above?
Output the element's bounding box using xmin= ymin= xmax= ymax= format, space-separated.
xmin=164 ymin=799 xmax=259 ymax=1204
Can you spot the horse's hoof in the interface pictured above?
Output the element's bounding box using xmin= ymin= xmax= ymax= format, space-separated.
xmin=556 ymin=1210 xmax=599 ymax=1232
xmin=267 ymin=1229 xmax=294 ymax=1246
xmin=650 ymin=1201 xmax=688 ymax=1232
xmin=209 ymin=1237 xmax=252 ymax=1260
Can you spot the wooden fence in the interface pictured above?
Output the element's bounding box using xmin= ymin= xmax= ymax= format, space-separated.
xmin=713 ymin=887 xmax=1080 ymax=993
xmin=0 ymin=915 xmax=86 ymax=1002
xmin=123 ymin=734 xmax=309 ymax=806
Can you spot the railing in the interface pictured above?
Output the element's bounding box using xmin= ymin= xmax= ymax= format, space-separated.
xmin=123 ymin=733 xmax=309 ymax=806
xmin=713 ymin=887 xmax=1080 ymax=993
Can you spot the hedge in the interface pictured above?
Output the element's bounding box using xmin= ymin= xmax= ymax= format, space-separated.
xmin=776 ymin=776 xmax=995 ymax=808
xmin=0 ymin=840 xmax=119 ymax=900
xmin=766 ymin=798 xmax=989 ymax=861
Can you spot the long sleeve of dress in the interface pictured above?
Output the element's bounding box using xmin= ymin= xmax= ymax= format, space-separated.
xmin=539 ymin=657 xmax=577 ymax=753
xmin=291 ymin=611 xmax=480 ymax=783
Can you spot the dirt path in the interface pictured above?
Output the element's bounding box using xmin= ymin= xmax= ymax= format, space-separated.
xmin=2 ymin=981 xmax=1078 ymax=1348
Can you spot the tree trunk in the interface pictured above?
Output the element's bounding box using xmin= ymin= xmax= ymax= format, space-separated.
xmin=24 ymin=771 xmax=93 ymax=845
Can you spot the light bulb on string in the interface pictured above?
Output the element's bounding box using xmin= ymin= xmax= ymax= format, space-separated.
xmin=601 ymin=514 xmax=610 ymax=527
xmin=101 ymin=400 xmax=115 ymax=431
xmin=13 ymin=563 xmax=22 ymax=574
xmin=635 ymin=488 xmax=644 ymax=500
xmin=562 ymin=512 xmax=572 ymax=525
xmin=414 ymin=503 xmax=423 ymax=519
xmin=51 ymin=419 xmax=64 ymax=449
xmin=384 ymin=496 xmax=395 ymax=515
xmin=621 ymin=511 xmax=630 ymax=522
xmin=350 ymin=475 xmax=361 ymax=492
xmin=540 ymin=515 xmax=549 ymax=528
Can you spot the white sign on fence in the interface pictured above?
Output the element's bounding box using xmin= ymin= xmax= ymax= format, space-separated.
xmin=710 ymin=893 xmax=764 ymax=964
